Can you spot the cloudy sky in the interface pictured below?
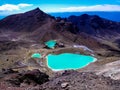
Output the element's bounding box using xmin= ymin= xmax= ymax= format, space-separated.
xmin=0 ymin=0 xmax=120 ymax=15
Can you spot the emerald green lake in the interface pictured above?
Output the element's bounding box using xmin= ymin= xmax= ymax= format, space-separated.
xmin=31 ymin=53 xmax=42 ymax=59
xmin=47 ymin=53 xmax=96 ymax=71
xmin=45 ymin=40 xmax=56 ymax=48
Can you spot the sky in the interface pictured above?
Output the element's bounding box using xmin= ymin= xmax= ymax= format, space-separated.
xmin=0 ymin=0 xmax=120 ymax=15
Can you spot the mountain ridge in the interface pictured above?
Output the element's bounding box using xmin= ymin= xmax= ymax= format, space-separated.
xmin=67 ymin=14 xmax=120 ymax=35
xmin=0 ymin=8 xmax=120 ymax=36
xmin=0 ymin=8 xmax=54 ymax=32
xmin=50 ymin=11 xmax=120 ymax=22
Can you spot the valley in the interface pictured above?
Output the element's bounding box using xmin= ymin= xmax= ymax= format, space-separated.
xmin=0 ymin=8 xmax=120 ymax=90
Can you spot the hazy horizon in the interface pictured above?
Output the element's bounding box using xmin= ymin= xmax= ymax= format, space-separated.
xmin=0 ymin=0 xmax=120 ymax=15
xmin=0 ymin=10 xmax=120 ymax=22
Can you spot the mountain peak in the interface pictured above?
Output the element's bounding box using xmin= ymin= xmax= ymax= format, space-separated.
xmin=0 ymin=8 xmax=54 ymax=32
xmin=24 ymin=7 xmax=45 ymax=16
xmin=29 ymin=7 xmax=42 ymax=13
xmin=35 ymin=7 xmax=40 ymax=11
xmin=80 ymin=14 xmax=89 ymax=18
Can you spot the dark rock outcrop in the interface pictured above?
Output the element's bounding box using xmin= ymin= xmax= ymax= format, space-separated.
xmin=6 ymin=69 xmax=49 ymax=87
xmin=2 ymin=68 xmax=18 ymax=74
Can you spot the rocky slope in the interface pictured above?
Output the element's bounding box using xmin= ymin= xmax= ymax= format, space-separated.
xmin=0 ymin=8 xmax=106 ymax=50
xmin=37 ymin=71 xmax=120 ymax=90
xmin=0 ymin=70 xmax=120 ymax=90
xmin=0 ymin=8 xmax=120 ymax=90
xmin=0 ymin=8 xmax=54 ymax=32
xmin=67 ymin=14 xmax=120 ymax=36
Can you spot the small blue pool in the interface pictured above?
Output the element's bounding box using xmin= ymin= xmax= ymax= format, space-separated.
xmin=45 ymin=40 xmax=57 ymax=49
xmin=31 ymin=53 xmax=42 ymax=59
xmin=47 ymin=53 xmax=96 ymax=71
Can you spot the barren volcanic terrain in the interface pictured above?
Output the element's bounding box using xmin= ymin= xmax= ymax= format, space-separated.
xmin=0 ymin=8 xmax=120 ymax=90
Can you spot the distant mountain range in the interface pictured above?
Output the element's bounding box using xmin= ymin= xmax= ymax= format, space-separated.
xmin=67 ymin=14 xmax=120 ymax=35
xmin=0 ymin=8 xmax=120 ymax=36
xmin=49 ymin=12 xmax=120 ymax=22
xmin=1 ymin=11 xmax=120 ymax=22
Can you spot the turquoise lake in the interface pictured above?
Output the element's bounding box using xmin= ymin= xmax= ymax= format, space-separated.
xmin=31 ymin=53 xmax=42 ymax=59
xmin=47 ymin=53 xmax=96 ymax=71
xmin=45 ymin=40 xmax=56 ymax=48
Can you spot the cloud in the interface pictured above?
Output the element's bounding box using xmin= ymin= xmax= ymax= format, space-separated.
xmin=18 ymin=4 xmax=33 ymax=8
xmin=0 ymin=3 xmax=33 ymax=11
xmin=60 ymin=4 xmax=120 ymax=12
